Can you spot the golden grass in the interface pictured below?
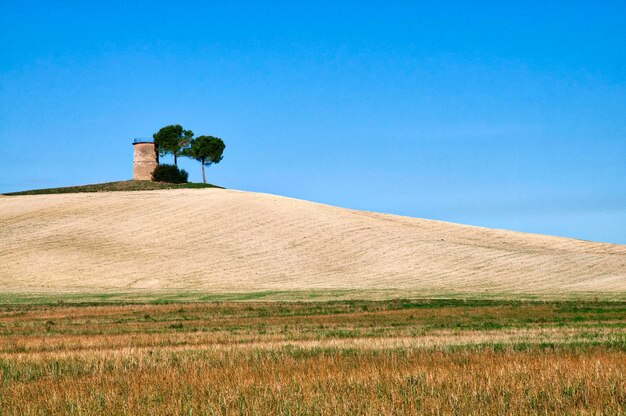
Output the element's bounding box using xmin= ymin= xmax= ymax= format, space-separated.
xmin=3 ymin=348 xmax=625 ymax=415
xmin=1 ymin=300 xmax=625 ymax=414
xmin=1 ymin=189 xmax=625 ymax=296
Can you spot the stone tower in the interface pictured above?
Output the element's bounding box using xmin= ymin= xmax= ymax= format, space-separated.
xmin=132 ymin=139 xmax=158 ymax=180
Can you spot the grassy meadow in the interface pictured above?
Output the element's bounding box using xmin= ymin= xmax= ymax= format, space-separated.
xmin=0 ymin=297 xmax=625 ymax=414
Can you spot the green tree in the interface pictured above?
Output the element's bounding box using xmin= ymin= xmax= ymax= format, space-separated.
xmin=186 ymin=135 xmax=225 ymax=183
xmin=152 ymin=124 xmax=193 ymax=166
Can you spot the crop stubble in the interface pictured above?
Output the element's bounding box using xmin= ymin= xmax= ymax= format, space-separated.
xmin=0 ymin=299 xmax=624 ymax=415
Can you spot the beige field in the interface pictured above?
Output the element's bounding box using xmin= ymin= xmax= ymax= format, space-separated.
xmin=1 ymin=188 xmax=625 ymax=297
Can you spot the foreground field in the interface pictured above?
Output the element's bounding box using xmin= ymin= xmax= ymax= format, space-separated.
xmin=1 ymin=299 xmax=625 ymax=414
xmin=1 ymin=188 xmax=625 ymax=297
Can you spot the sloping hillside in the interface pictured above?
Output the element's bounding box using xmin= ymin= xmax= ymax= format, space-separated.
xmin=1 ymin=189 xmax=625 ymax=297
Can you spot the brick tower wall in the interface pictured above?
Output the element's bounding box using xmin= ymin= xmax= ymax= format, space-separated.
xmin=133 ymin=142 xmax=158 ymax=180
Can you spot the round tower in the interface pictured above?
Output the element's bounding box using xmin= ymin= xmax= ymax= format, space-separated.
xmin=132 ymin=139 xmax=158 ymax=180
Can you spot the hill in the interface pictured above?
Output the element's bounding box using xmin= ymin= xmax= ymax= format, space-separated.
xmin=1 ymin=188 xmax=625 ymax=298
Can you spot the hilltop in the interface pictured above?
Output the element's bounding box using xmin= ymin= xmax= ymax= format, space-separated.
xmin=3 ymin=180 xmax=221 ymax=196
xmin=1 ymin=188 xmax=625 ymax=299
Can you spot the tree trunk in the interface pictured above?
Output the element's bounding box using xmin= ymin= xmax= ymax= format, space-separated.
xmin=201 ymin=160 xmax=206 ymax=184
xmin=174 ymin=153 xmax=177 ymax=166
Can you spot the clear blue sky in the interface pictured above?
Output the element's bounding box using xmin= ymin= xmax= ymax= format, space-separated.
xmin=1 ymin=1 xmax=625 ymax=244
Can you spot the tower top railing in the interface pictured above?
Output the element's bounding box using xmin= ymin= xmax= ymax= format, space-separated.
xmin=133 ymin=137 xmax=154 ymax=144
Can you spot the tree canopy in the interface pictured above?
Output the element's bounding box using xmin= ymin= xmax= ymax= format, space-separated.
xmin=186 ymin=136 xmax=225 ymax=183
xmin=152 ymin=124 xmax=194 ymax=166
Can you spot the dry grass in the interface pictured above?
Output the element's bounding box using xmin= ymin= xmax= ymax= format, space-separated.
xmin=3 ymin=348 xmax=625 ymax=415
xmin=1 ymin=189 xmax=625 ymax=296
xmin=1 ymin=300 xmax=625 ymax=414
